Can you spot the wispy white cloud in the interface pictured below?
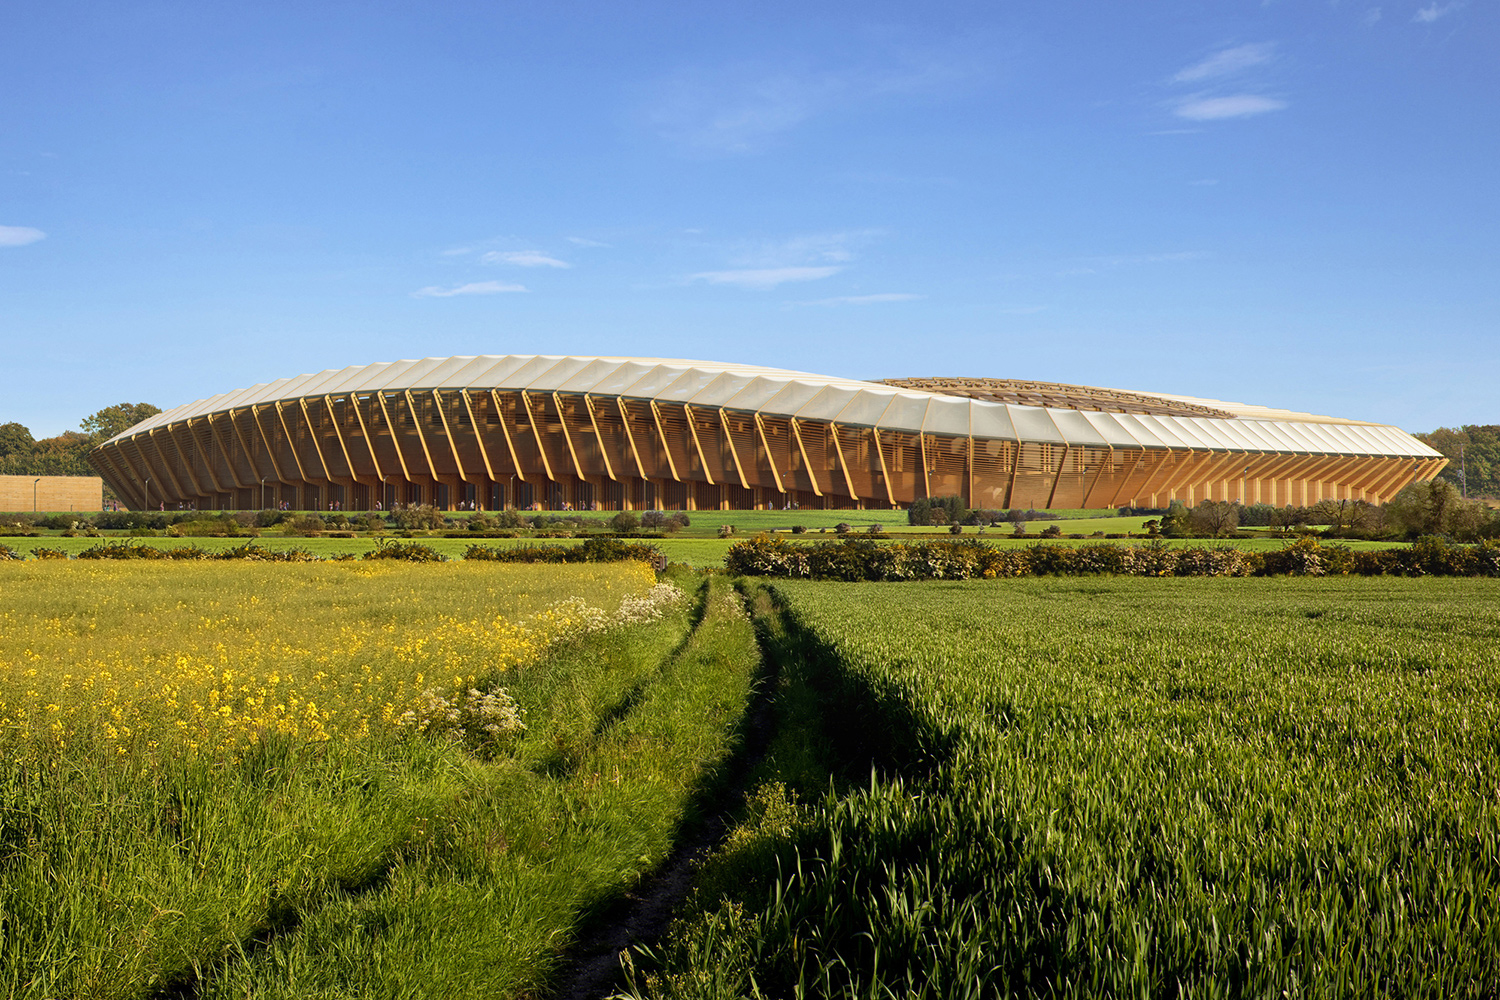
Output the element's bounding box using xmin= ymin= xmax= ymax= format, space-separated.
xmin=1175 ymin=95 xmax=1286 ymax=120
xmin=565 ymin=236 xmax=611 ymax=248
xmin=0 ymin=225 xmax=45 ymax=247
xmin=412 ymin=280 xmax=527 ymax=298
xmin=729 ymin=230 xmax=878 ymax=268
xmin=1189 ymin=178 xmax=1220 ymax=186
xmin=691 ymin=266 xmax=841 ymax=289
xmin=1363 ymin=7 xmax=1384 ymax=25
xmin=1413 ymin=2 xmax=1461 ymax=22
xmin=1173 ymin=43 xmax=1275 ymax=83
xmin=797 ymin=293 xmax=923 ymax=306
xmin=640 ymin=45 xmax=984 ymax=155
xmin=481 ymin=250 xmax=572 ymax=268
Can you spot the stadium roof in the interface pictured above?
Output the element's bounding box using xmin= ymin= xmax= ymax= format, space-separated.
xmin=112 ymin=355 xmax=1440 ymax=460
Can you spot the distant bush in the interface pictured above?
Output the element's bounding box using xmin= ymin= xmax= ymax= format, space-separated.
xmin=463 ymin=536 xmax=663 ymax=566
xmin=907 ymin=496 xmax=967 ymax=526
xmin=639 ymin=510 xmax=686 ymax=531
xmin=362 ymin=539 xmax=445 ymax=562
xmin=609 ymin=510 xmax=641 ymax=533
xmin=280 ymin=514 xmax=326 ymax=537
xmin=75 ymin=541 xmax=318 ymax=561
xmin=388 ymin=504 xmax=446 ymax=531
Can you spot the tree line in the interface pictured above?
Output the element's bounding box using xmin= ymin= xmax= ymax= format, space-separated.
xmin=0 ymin=403 xmax=161 ymax=477
xmin=1418 ymin=425 xmax=1498 ymax=499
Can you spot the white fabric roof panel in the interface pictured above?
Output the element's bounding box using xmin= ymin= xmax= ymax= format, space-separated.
xmin=1106 ymin=413 xmax=1168 ymax=450
xmin=688 ymin=372 xmax=757 ymax=408
xmin=758 ymin=379 xmax=829 ymax=417
xmin=834 ymin=389 xmax=899 ymax=428
xmin=922 ymin=397 xmax=972 ymax=437
xmin=1076 ymin=410 xmax=1138 ymax=449
xmin=1247 ymin=419 xmax=1314 ymax=455
xmin=797 ymin=386 xmax=863 ymax=423
xmin=1131 ymin=415 xmax=1197 ymax=451
xmin=1296 ymin=421 xmax=1356 ymax=456
xmin=968 ymin=402 xmax=1018 ymax=443
xmin=653 ymin=366 xmax=723 ymax=403
xmin=1004 ymin=406 xmax=1064 ymax=446
xmin=1046 ymin=408 xmax=1111 ymax=448
xmin=878 ymin=395 xmax=933 ymax=436
xmin=617 ymin=363 xmax=693 ymax=399
xmin=1227 ymin=420 xmax=1286 ymax=453
xmin=456 ymin=355 xmax=530 ymax=389
xmin=524 ymin=356 xmax=595 ymax=390
xmin=1186 ymin=417 xmax=1256 ymax=452
xmin=98 ymin=355 xmax=1441 ymax=469
xmin=722 ymin=376 xmax=798 ymax=412
xmin=554 ymin=357 xmax=627 ymax=393
xmin=421 ymin=356 xmax=486 ymax=387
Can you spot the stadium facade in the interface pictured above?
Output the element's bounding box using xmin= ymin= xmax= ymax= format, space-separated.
xmin=88 ymin=355 xmax=1445 ymax=512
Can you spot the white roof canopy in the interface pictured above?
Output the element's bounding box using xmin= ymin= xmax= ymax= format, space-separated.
xmin=105 ymin=354 xmax=1441 ymax=460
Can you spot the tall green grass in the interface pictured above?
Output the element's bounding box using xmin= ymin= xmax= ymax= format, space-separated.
xmin=632 ymin=577 xmax=1500 ymax=998
xmin=0 ymin=568 xmax=761 ymax=998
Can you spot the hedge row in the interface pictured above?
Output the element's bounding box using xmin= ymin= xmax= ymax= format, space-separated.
xmin=723 ymin=534 xmax=1500 ymax=580
xmin=0 ymin=537 xmax=664 ymax=565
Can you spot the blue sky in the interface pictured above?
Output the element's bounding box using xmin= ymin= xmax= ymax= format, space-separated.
xmin=3 ymin=0 xmax=1495 ymax=438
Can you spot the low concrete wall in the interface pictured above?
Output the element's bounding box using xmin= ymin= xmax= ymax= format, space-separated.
xmin=0 ymin=475 xmax=103 ymax=512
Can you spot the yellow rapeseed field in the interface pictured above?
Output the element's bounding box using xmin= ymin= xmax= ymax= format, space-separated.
xmin=0 ymin=559 xmax=656 ymax=758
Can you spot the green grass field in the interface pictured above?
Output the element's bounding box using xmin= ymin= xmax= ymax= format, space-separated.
xmin=634 ymin=576 xmax=1500 ymax=998
xmin=0 ymin=562 xmax=760 ymax=999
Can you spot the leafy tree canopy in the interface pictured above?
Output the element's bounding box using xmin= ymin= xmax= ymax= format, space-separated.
xmin=0 ymin=422 xmax=34 ymax=457
xmin=1418 ymin=425 xmax=1499 ymax=499
xmin=0 ymin=403 xmax=160 ymax=476
xmin=81 ymin=402 xmax=162 ymax=442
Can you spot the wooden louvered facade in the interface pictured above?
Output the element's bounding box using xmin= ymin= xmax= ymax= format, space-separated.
xmin=88 ymin=356 xmax=1445 ymax=512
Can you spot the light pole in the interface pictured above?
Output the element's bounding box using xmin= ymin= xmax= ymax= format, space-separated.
xmin=261 ymin=478 xmax=267 ymax=510
xmin=508 ymin=474 xmax=515 ymax=510
xmin=1460 ymin=445 xmax=1467 ymax=499
xmin=143 ymin=478 xmax=151 ymax=513
xmin=33 ymin=478 xmax=40 ymax=512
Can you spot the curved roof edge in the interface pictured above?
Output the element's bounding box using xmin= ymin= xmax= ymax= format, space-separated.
xmin=100 ymin=354 xmax=1442 ymax=460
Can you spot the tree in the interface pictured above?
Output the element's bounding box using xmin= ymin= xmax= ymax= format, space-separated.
xmin=1386 ymin=479 xmax=1494 ymax=536
xmin=1159 ymin=500 xmax=1191 ymax=537
xmin=81 ymin=403 xmax=161 ymax=442
xmin=0 ymin=422 xmax=34 ymax=457
xmin=1417 ymin=425 xmax=1500 ymax=499
xmin=1187 ymin=500 xmax=1240 ymax=537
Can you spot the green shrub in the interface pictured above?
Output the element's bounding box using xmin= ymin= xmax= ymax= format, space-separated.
xmin=388 ymin=504 xmax=446 ymax=531
xmin=362 ymin=539 xmax=445 ymax=562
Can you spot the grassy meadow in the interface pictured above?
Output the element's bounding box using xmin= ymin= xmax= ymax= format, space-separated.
xmin=635 ymin=576 xmax=1500 ymax=998
xmin=0 ymin=561 xmax=760 ymax=998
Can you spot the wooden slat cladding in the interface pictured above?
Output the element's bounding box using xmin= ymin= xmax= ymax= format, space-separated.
xmin=88 ymin=385 xmax=1440 ymax=512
